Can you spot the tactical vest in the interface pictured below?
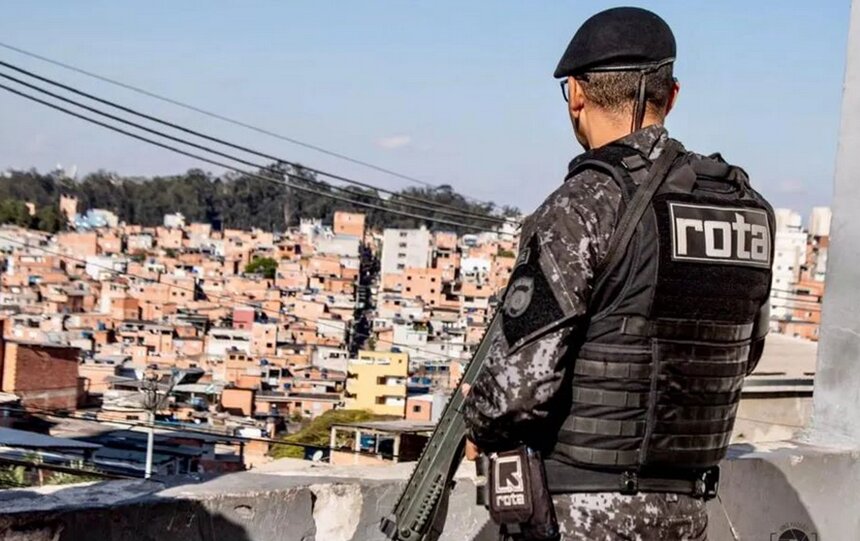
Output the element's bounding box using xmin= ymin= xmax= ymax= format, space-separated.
xmin=550 ymin=139 xmax=775 ymax=472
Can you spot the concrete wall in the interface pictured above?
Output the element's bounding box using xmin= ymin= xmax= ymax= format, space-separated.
xmin=0 ymin=443 xmax=851 ymax=541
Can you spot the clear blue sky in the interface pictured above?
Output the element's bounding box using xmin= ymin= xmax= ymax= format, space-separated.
xmin=0 ymin=1 xmax=851 ymax=219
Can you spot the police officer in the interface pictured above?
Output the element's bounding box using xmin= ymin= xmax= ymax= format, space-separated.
xmin=463 ymin=7 xmax=774 ymax=540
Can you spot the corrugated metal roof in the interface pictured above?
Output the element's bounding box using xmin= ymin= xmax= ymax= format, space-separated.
xmin=0 ymin=427 xmax=101 ymax=450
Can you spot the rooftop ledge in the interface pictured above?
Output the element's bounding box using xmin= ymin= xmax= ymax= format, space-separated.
xmin=0 ymin=440 xmax=855 ymax=541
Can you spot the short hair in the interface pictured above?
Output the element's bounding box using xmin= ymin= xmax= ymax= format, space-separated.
xmin=575 ymin=63 xmax=674 ymax=117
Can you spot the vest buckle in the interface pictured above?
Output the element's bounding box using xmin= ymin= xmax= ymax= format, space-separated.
xmin=698 ymin=466 xmax=720 ymax=500
xmin=620 ymin=471 xmax=639 ymax=495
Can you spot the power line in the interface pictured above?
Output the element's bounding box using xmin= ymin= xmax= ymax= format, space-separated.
xmin=0 ymin=62 xmax=514 ymax=226
xmin=0 ymin=232 xmax=473 ymax=362
xmin=0 ymin=82 xmax=499 ymax=234
xmin=0 ymin=41 xmax=499 ymax=208
xmin=0 ymin=405 xmax=404 ymax=461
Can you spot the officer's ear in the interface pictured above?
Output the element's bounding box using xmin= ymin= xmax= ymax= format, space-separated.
xmin=665 ymin=78 xmax=680 ymax=116
xmin=569 ymin=76 xmax=587 ymax=117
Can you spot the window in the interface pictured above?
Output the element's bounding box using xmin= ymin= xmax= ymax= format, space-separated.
xmin=397 ymin=264 xmax=405 ymax=270
xmin=412 ymin=405 xmax=422 ymax=413
xmin=399 ymin=242 xmax=407 ymax=248
xmin=376 ymin=397 xmax=386 ymax=405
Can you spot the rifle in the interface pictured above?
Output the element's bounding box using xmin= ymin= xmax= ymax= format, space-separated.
xmin=380 ymin=317 xmax=500 ymax=541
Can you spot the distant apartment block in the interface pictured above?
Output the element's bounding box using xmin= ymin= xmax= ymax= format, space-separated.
xmin=381 ymin=228 xmax=431 ymax=274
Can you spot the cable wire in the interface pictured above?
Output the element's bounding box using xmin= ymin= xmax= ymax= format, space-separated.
xmin=0 ymin=41 xmax=499 ymax=207
xmin=0 ymin=81 xmax=499 ymax=234
xmin=0 ymin=405 xmax=405 ymax=461
xmin=0 ymin=63 xmax=513 ymax=225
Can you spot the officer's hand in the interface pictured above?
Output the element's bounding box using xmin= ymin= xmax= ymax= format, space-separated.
xmin=460 ymin=384 xmax=481 ymax=460
xmin=465 ymin=439 xmax=480 ymax=461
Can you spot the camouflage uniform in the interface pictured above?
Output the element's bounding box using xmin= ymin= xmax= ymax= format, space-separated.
xmin=462 ymin=125 xmax=709 ymax=541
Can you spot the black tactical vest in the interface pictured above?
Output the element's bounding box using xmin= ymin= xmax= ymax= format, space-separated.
xmin=550 ymin=140 xmax=775 ymax=472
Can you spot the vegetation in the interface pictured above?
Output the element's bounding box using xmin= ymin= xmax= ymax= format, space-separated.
xmin=245 ymin=256 xmax=278 ymax=279
xmin=0 ymin=464 xmax=27 ymax=489
xmin=0 ymin=458 xmax=102 ymax=489
xmin=46 ymin=461 xmax=103 ymax=486
xmin=269 ymin=409 xmax=385 ymax=460
xmin=0 ymin=199 xmax=63 ymax=233
xmin=0 ymin=165 xmax=517 ymax=235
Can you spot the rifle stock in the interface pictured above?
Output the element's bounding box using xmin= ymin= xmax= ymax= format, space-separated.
xmin=380 ymin=317 xmax=500 ymax=541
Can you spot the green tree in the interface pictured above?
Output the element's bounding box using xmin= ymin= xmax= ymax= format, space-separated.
xmin=269 ymin=409 xmax=385 ymax=460
xmin=245 ymin=257 xmax=278 ymax=279
xmin=0 ymin=165 xmax=519 ymax=233
xmin=0 ymin=200 xmax=31 ymax=227
xmin=33 ymin=204 xmax=63 ymax=232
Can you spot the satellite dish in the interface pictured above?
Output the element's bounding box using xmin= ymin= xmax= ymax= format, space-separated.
xmin=311 ymin=450 xmax=324 ymax=462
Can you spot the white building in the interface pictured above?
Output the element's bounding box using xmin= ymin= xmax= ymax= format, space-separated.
xmin=205 ymin=328 xmax=251 ymax=356
xmin=85 ymin=255 xmax=128 ymax=281
xmin=314 ymin=234 xmax=360 ymax=258
xmin=460 ymin=257 xmax=491 ymax=279
xmin=809 ymin=207 xmax=832 ymax=237
xmin=771 ymin=208 xmax=808 ymax=320
xmin=312 ymin=346 xmax=350 ymax=373
xmin=381 ymin=227 xmax=431 ymax=274
xmin=163 ymin=213 xmax=186 ymax=229
xmin=774 ymin=208 xmax=802 ymax=232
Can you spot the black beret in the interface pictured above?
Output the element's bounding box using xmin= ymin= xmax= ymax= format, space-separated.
xmin=554 ymin=7 xmax=676 ymax=78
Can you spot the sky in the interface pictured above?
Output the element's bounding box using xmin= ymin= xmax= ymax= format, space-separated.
xmin=0 ymin=1 xmax=851 ymax=220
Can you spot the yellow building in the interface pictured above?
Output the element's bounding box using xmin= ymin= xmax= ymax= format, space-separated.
xmin=345 ymin=350 xmax=408 ymax=417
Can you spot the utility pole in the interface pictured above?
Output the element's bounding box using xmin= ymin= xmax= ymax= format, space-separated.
xmin=140 ymin=367 xmax=179 ymax=480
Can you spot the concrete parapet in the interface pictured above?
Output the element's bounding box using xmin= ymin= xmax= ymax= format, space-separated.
xmin=0 ymin=443 xmax=854 ymax=541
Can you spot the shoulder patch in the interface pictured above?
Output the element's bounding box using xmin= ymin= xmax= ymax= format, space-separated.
xmin=501 ymin=236 xmax=566 ymax=348
xmin=503 ymin=277 xmax=534 ymax=318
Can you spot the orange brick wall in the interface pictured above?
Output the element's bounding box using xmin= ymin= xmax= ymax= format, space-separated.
xmin=222 ymin=388 xmax=255 ymax=416
xmin=1 ymin=341 xmax=80 ymax=410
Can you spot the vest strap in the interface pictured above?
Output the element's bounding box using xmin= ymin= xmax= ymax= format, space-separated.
xmin=621 ymin=316 xmax=754 ymax=342
xmin=553 ymin=443 xmax=640 ymax=467
xmin=574 ymin=359 xmax=651 ymax=379
xmin=572 ymin=387 xmax=647 ymax=408
xmin=593 ymin=141 xmax=681 ymax=281
xmin=562 ymin=415 xmax=646 ymax=437
xmin=648 ymin=430 xmax=733 ymax=451
xmin=654 ymin=403 xmax=738 ymax=422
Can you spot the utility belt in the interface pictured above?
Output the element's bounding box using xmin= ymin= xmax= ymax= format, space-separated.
xmin=543 ymin=460 xmax=720 ymax=500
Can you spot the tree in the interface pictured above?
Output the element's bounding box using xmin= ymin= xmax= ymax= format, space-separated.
xmin=0 ymin=165 xmax=519 ymax=233
xmin=269 ymin=409 xmax=385 ymax=460
xmin=34 ymin=205 xmax=63 ymax=233
xmin=245 ymin=257 xmax=278 ymax=279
